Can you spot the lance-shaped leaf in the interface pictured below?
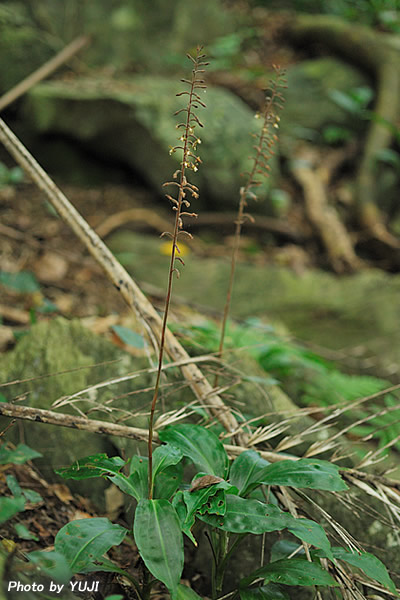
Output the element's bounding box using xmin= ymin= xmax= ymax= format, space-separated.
xmin=153 ymin=445 xmax=183 ymax=478
xmin=128 ymin=454 xmax=183 ymax=501
xmin=177 ymin=584 xmax=203 ymax=600
xmin=173 ymin=491 xmax=197 ymax=545
xmin=0 ymin=496 xmax=25 ymax=524
xmin=258 ymin=459 xmax=348 ymax=491
xmin=241 ymin=558 xmax=338 ymax=588
xmin=199 ymin=495 xmax=288 ymax=534
xmin=56 ymin=453 xmax=140 ymax=500
xmin=285 ymin=516 xmax=334 ymax=561
xmin=229 ymin=450 xmax=270 ymax=496
xmin=54 ymin=518 xmax=127 ymax=573
xmin=28 ymin=550 xmax=72 ymax=584
xmin=56 ymin=454 xmax=125 ymax=480
xmin=270 ymin=540 xmax=305 ymax=563
xmin=134 ymin=499 xmax=183 ymax=599
xmin=154 ymin=463 xmax=183 ymax=499
xmin=0 ymin=443 xmax=42 ymax=465
xmin=129 ymin=455 xmax=148 ymax=500
xmin=240 ymin=583 xmax=290 ymax=600
xmin=315 ymin=547 xmax=396 ymax=594
xmin=159 ymin=424 xmax=229 ymax=478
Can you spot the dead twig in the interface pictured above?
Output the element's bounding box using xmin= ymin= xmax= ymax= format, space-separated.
xmin=0 ymin=401 xmax=288 ymax=463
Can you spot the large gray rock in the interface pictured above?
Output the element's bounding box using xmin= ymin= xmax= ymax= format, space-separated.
xmin=22 ymin=56 xmax=369 ymax=212
xmin=279 ymin=57 xmax=369 ymax=152
xmin=0 ymin=317 xmax=151 ymax=504
xmin=108 ymin=230 xmax=400 ymax=380
xmin=23 ymin=76 xmax=275 ymax=210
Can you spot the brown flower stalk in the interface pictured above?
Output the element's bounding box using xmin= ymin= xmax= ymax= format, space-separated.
xmin=147 ymin=46 xmax=208 ymax=499
xmin=215 ymin=65 xmax=287 ymax=387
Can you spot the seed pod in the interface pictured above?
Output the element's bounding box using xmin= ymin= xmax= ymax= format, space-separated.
xmin=189 ymin=475 xmax=224 ymax=493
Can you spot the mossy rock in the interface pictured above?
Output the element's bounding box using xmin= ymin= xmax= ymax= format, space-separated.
xmin=0 ymin=317 xmax=152 ymax=505
xmin=280 ymin=57 xmax=369 ymax=152
xmin=23 ymin=76 xmax=276 ymax=210
xmin=108 ymin=233 xmax=400 ymax=380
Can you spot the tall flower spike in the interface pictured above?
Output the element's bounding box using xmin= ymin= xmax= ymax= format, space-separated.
xmin=215 ymin=65 xmax=286 ymax=388
xmin=147 ymin=46 xmax=207 ymax=499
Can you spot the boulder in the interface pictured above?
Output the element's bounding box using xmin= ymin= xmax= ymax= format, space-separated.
xmin=23 ymin=76 xmax=275 ymax=210
xmin=280 ymin=57 xmax=369 ymax=152
xmin=0 ymin=317 xmax=151 ymax=505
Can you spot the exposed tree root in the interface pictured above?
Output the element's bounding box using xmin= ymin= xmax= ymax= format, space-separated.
xmin=291 ymin=146 xmax=363 ymax=272
xmin=283 ymin=14 xmax=400 ymax=246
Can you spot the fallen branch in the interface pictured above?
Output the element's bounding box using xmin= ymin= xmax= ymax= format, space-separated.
xmin=0 ymin=402 xmax=286 ymax=463
xmin=0 ymin=117 xmax=243 ymax=442
xmin=0 ymin=35 xmax=90 ymax=112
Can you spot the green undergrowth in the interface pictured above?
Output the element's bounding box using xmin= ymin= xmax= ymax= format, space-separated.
xmin=173 ymin=317 xmax=400 ymax=455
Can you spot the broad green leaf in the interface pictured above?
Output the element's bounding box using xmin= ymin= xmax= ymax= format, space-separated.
xmin=134 ymin=499 xmax=183 ymax=599
xmin=285 ymin=516 xmax=334 ymax=561
xmin=0 ymin=444 xmax=42 ymax=465
xmin=153 ymin=445 xmax=183 ymax=479
xmin=0 ymin=270 xmax=40 ymax=293
xmin=6 ymin=474 xmax=22 ymax=496
xmin=82 ymin=555 xmax=131 ymax=577
xmin=270 ymin=540 xmax=304 ymax=563
xmin=127 ymin=455 xmax=183 ymax=500
xmin=331 ymin=548 xmax=396 ymax=594
xmin=182 ymin=477 xmax=237 ymax=536
xmin=240 ymin=583 xmax=290 ymax=600
xmin=56 ymin=454 xmax=125 ymax=480
xmin=243 ymin=559 xmax=337 ymax=588
xmin=258 ymin=459 xmax=348 ymax=491
xmin=109 ymin=472 xmax=142 ymax=500
xmin=128 ymin=455 xmax=148 ymax=500
xmin=14 ymin=523 xmax=39 ymax=541
xmin=28 ymin=550 xmax=72 ymax=583
xmin=197 ymin=489 xmax=226 ymax=516
xmin=199 ymin=496 xmax=288 ymax=534
xmin=111 ymin=325 xmax=145 ymax=349
xmin=173 ymin=491 xmax=197 ymax=545
xmin=159 ymin=424 xmax=229 ymax=478
xmin=105 ymin=596 xmax=124 ymax=600
xmin=0 ymin=496 xmax=25 ymax=523
xmin=183 ymin=485 xmax=225 ymax=522
xmin=154 ymin=462 xmax=183 ymax=499
xmin=54 ymin=518 xmax=127 ymax=573
xmin=56 ymin=453 xmax=139 ymax=500
xmin=177 ymin=584 xmax=203 ymax=600
xmin=22 ymin=488 xmax=43 ymax=504
xmin=229 ymin=450 xmax=270 ymax=496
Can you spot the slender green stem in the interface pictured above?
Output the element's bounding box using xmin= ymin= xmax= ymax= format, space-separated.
xmin=124 ymin=573 xmax=144 ymax=600
xmin=147 ymin=180 xmax=185 ymax=499
xmin=147 ymin=47 xmax=206 ymax=499
xmin=215 ymin=530 xmax=229 ymax=594
xmin=141 ymin=565 xmax=153 ymax=600
xmin=218 ymin=533 xmax=247 ymax=576
xmin=214 ymin=71 xmax=284 ymax=388
xmin=205 ymin=528 xmax=219 ymax=600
